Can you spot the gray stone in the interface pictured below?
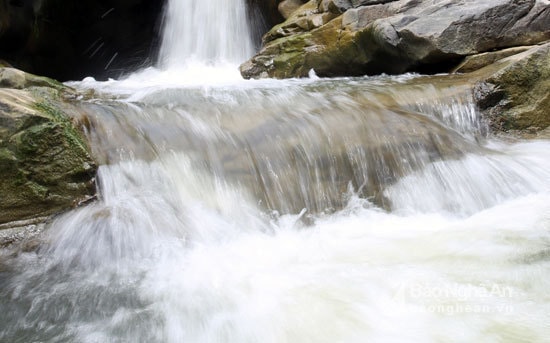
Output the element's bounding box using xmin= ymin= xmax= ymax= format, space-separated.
xmin=319 ymin=0 xmax=397 ymax=13
xmin=378 ymin=0 xmax=541 ymax=63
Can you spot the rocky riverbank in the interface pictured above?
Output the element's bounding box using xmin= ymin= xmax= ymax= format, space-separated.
xmin=241 ymin=0 xmax=549 ymax=79
xmin=241 ymin=0 xmax=550 ymax=133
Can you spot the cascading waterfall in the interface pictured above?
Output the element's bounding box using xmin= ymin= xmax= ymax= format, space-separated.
xmin=1 ymin=1 xmax=550 ymax=342
xmin=159 ymin=0 xmax=254 ymax=68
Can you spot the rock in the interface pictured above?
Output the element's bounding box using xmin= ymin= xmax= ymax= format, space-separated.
xmin=241 ymin=0 xmax=550 ymax=79
xmin=341 ymin=3 xmax=396 ymax=30
xmin=0 ymin=70 xmax=97 ymax=225
xmin=242 ymin=16 xmax=366 ymax=79
xmin=279 ymin=0 xmax=306 ymax=18
xmin=319 ymin=0 xmax=398 ymax=14
xmin=0 ymin=217 xmax=47 ymax=249
xmin=262 ymin=0 xmax=331 ymax=43
xmin=0 ymin=68 xmax=25 ymax=89
xmin=474 ymin=42 xmax=550 ymax=133
xmin=452 ymin=46 xmax=534 ymax=73
xmin=0 ymin=67 xmax=66 ymax=90
xmin=373 ymin=0 xmax=546 ymax=66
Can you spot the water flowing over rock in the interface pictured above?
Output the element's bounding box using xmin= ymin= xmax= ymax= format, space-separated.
xmin=2 ymin=71 xmax=550 ymax=342
xmin=0 ymin=68 xmax=96 ymax=228
xmin=74 ymin=77 xmax=482 ymax=215
xmin=241 ymin=0 xmax=550 ymax=78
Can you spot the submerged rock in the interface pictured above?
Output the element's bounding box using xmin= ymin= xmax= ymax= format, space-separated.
xmin=0 ymin=68 xmax=97 ymax=227
xmin=81 ymin=77 xmax=481 ymax=215
xmin=241 ymin=0 xmax=550 ymax=79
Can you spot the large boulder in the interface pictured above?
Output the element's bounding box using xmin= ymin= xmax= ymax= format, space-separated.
xmin=0 ymin=68 xmax=97 ymax=226
xmin=241 ymin=0 xmax=550 ymax=78
xmin=473 ymin=42 xmax=550 ymax=133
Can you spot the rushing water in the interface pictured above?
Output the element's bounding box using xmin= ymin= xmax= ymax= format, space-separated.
xmin=159 ymin=0 xmax=254 ymax=68
xmin=2 ymin=0 xmax=550 ymax=342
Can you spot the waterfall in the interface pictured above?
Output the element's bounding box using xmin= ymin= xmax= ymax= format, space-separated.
xmin=1 ymin=2 xmax=550 ymax=342
xmin=158 ymin=0 xmax=254 ymax=68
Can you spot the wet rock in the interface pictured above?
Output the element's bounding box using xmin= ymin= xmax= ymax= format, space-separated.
xmin=474 ymin=42 xmax=550 ymax=133
xmin=0 ymin=69 xmax=97 ymax=225
xmin=0 ymin=217 xmax=47 ymax=249
xmin=241 ymin=0 xmax=550 ymax=79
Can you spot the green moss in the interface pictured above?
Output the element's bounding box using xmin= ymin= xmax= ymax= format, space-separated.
xmin=0 ymin=147 xmax=13 ymax=159
xmin=32 ymin=101 xmax=89 ymax=155
xmin=33 ymin=100 xmax=66 ymax=122
xmin=273 ymin=52 xmax=307 ymax=77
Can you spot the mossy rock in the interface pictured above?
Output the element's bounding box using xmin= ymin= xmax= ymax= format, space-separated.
xmin=243 ymin=17 xmax=378 ymax=78
xmin=0 ymin=84 xmax=96 ymax=225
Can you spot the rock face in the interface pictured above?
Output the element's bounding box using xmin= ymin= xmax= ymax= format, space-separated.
xmin=241 ymin=0 xmax=550 ymax=78
xmin=0 ymin=68 xmax=96 ymax=225
xmin=0 ymin=0 xmax=163 ymax=81
xmin=279 ymin=0 xmax=307 ymax=18
xmin=474 ymin=42 xmax=550 ymax=133
xmin=452 ymin=46 xmax=533 ymax=73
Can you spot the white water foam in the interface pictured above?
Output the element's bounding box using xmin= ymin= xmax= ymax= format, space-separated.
xmin=2 ymin=138 xmax=550 ymax=342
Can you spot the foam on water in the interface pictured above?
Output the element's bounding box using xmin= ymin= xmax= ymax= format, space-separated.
xmin=1 ymin=135 xmax=550 ymax=342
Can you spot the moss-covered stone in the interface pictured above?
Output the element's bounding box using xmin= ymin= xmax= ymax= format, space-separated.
xmin=0 ymin=78 xmax=96 ymax=225
xmin=243 ymin=16 xmax=377 ymax=78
